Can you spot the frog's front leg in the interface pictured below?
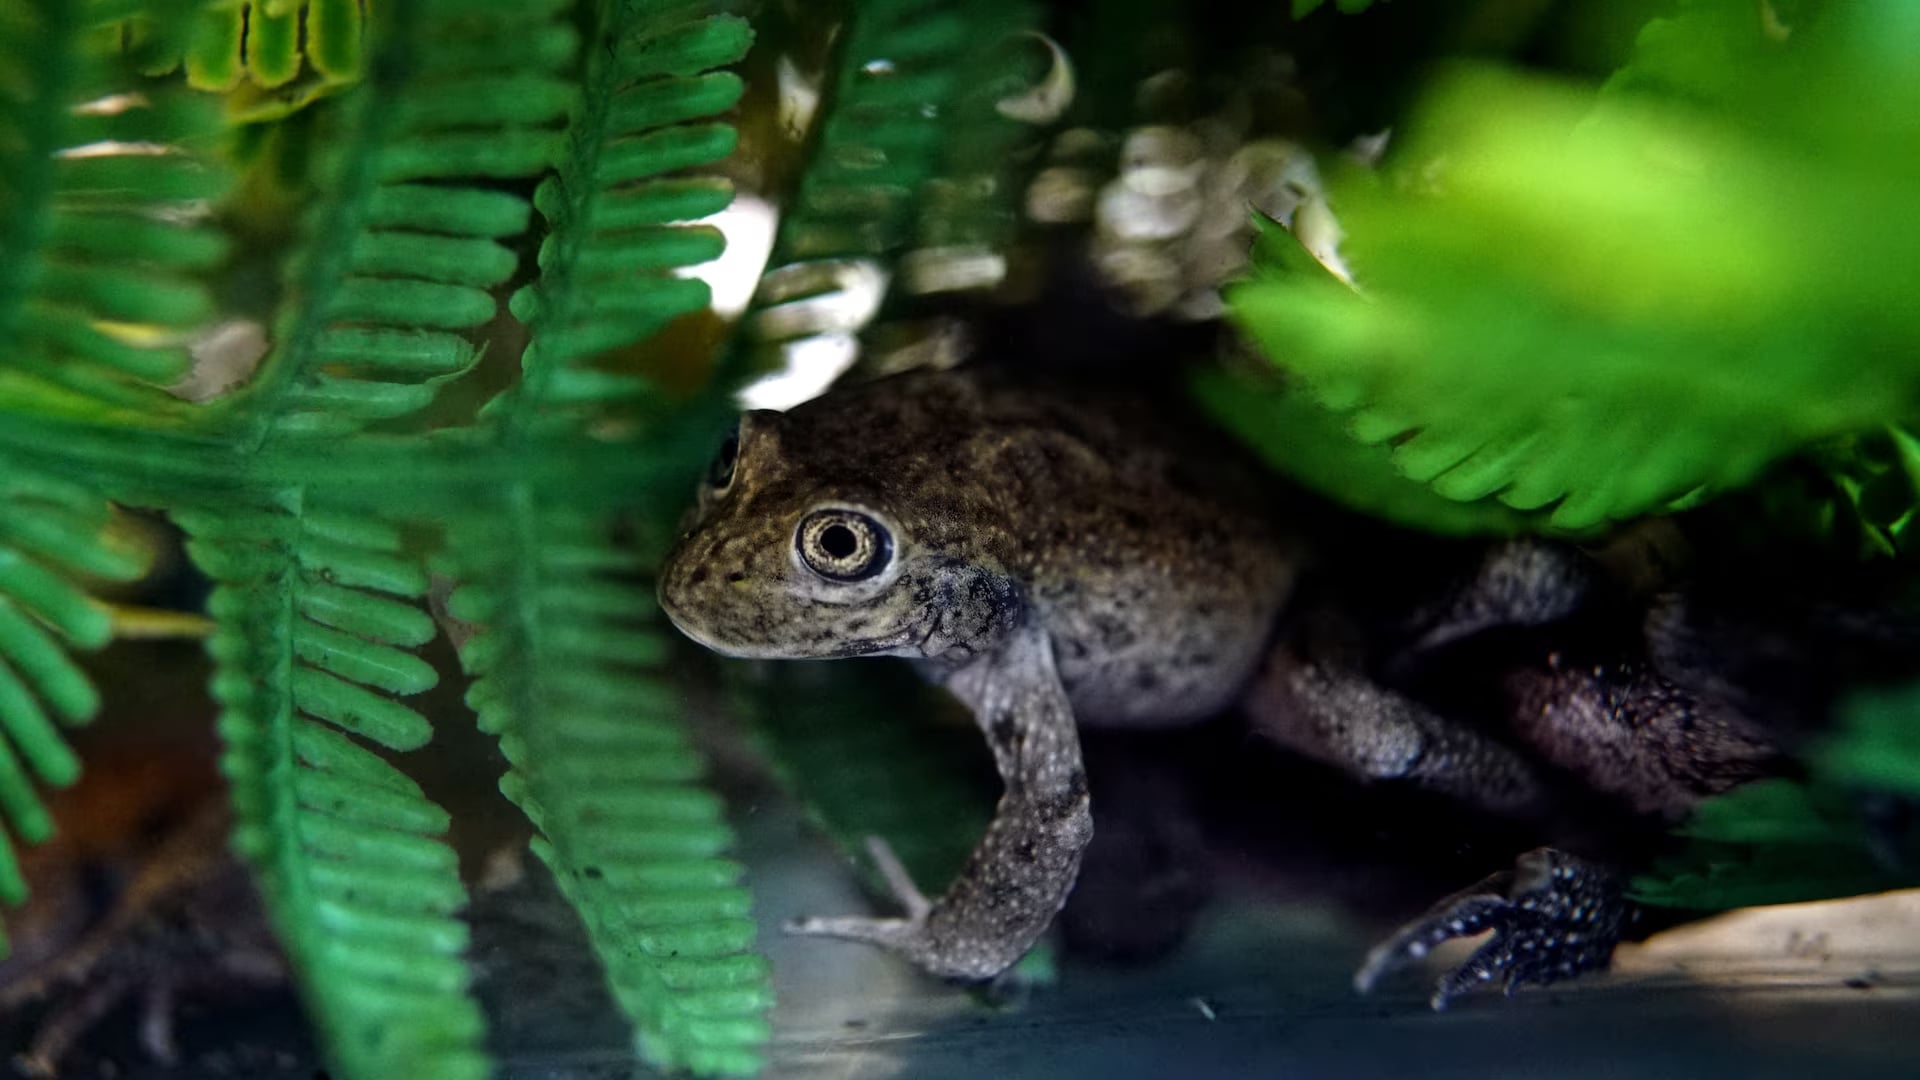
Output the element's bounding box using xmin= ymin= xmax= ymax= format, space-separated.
xmin=787 ymin=618 xmax=1093 ymax=980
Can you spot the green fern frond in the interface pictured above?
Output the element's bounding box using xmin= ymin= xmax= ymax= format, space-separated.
xmin=448 ymin=506 xmax=770 ymax=1076
xmin=443 ymin=7 xmax=768 ymax=1066
xmin=730 ymin=0 xmax=1039 ymax=377
xmin=234 ymin=0 xmax=577 ymax=437
xmin=1221 ymin=62 xmax=1920 ymax=530
xmin=182 ymin=499 xmax=487 ymax=1080
xmin=0 ymin=0 xmax=232 ymax=421
xmin=493 ymin=0 xmax=752 ymax=432
xmin=1193 ymin=362 xmax=1552 ymax=536
xmin=0 ymin=465 xmax=148 ymax=956
xmin=769 ymin=0 xmax=1028 ymax=263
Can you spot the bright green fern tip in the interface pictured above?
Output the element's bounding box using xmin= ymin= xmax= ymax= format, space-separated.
xmin=1219 ymin=3 xmax=1920 ymax=535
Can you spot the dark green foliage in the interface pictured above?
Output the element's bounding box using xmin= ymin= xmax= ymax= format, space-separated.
xmin=1635 ymin=682 xmax=1920 ymax=910
xmin=1292 ymin=0 xmax=1379 ymax=17
xmin=442 ymin=1 xmax=772 ymax=1071
xmin=728 ymin=0 xmax=1040 ymax=378
xmin=748 ymin=661 xmax=993 ymax=895
xmin=494 ymin=1 xmax=749 ymax=432
xmin=1 ymin=0 xmax=771 ymax=1074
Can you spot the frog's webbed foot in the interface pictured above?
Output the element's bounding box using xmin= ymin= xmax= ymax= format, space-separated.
xmin=1354 ymin=847 xmax=1629 ymax=1010
xmin=786 ymin=621 xmax=1093 ymax=982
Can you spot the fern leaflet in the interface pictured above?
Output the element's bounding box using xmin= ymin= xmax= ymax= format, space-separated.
xmin=232 ymin=0 xmax=575 ymax=438
xmin=730 ymin=0 xmax=1040 ymax=378
xmin=1223 ymin=37 xmax=1920 ymax=532
xmin=183 ymin=498 xmax=487 ymax=1080
xmin=0 ymin=465 xmax=148 ymax=956
xmin=116 ymin=0 xmax=366 ymax=121
xmin=0 ymin=0 xmax=232 ymax=421
xmin=493 ymin=0 xmax=751 ymax=433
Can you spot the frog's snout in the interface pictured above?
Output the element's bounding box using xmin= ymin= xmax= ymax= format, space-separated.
xmin=658 ymin=530 xmax=750 ymax=644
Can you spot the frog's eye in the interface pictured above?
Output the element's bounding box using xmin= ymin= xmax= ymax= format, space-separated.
xmin=796 ymin=509 xmax=893 ymax=582
xmin=706 ymin=422 xmax=741 ymax=490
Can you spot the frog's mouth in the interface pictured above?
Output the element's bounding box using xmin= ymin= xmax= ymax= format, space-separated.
xmin=655 ymin=582 xmax=926 ymax=660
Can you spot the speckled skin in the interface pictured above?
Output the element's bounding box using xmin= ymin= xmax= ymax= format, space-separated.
xmin=659 ymin=366 xmax=1297 ymax=719
xmin=658 ymin=366 xmax=1297 ymax=978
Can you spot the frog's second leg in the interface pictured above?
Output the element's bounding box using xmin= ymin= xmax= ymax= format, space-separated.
xmin=1244 ymin=635 xmax=1546 ymax=816
xmin=1354 ymin=847 xmax=1630 ymax=1009
xmin=787 ymin=619 xmax=1093 ymax=981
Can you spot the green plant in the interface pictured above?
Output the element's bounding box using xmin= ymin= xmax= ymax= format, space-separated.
xmin=0 ymin=0 xmax=1060 ymax=1073
xmin=1214 ymin=1 xmax=1920 ymax=535
xmin=0 ymin=0 xmax=770 ymax=1073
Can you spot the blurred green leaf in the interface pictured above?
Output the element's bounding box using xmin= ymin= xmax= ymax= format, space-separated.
xmin=1217 ymin=2 xmax=1920 ymax=534
xmin=1635 ymin=683 xmax=1920 ymax=910
xmin=1193 ymin=366 xmax=1550 ymax=535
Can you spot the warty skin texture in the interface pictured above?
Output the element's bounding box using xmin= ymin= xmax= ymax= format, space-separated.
xmin=658 ymin=366 xmax=1299 ymax=721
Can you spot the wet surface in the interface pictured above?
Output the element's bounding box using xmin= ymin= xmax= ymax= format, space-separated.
xmin=8 ymin=781 xmax=1920 ymax=1079
xmin=479 ymin=802 xmax=1920 ymax=1080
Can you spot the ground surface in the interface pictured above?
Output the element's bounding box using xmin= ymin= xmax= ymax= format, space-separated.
xmin=8 ymin=750 xmax=1920 ymax=1080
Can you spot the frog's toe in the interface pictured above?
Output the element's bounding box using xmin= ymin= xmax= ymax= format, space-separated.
xmin=1355 ymin=847 xmax=1629 ymax=1010
xmin=785 ymin=911 xmax=924 ymax=949
xmin=786 ymin=912 xmax=1018 ymax=981
xmin=1353 ymin=889 xmax=1509 ymax=995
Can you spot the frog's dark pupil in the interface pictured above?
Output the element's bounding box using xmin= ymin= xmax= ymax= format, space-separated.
xmin=820 ymin=523 xmax=858 ymax=559
xmin=708 ymin=431 xmax=739 ymax=487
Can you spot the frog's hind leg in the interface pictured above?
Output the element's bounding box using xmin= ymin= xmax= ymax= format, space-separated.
xmin=1354 ymin=847 xmax=1630 ymax=1009
xmin=1243 ymin=625 xmax=1546 ymax=817
xmin=786 ymin=619 xmax=1094 ymax=981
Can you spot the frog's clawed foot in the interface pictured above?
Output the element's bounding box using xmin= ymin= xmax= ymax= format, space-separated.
xmin=1354 ymin=847 xmax=1629 ymax=1010
xmin=785 ymin=836 xmax=980 ymax=978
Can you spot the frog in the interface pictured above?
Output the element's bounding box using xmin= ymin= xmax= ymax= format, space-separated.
xmin=655 ymin=363 xmax=1816 ymax=1002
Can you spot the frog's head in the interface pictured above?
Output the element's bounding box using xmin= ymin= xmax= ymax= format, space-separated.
xmin=658 ymin=394 xmax=1019 ymax=662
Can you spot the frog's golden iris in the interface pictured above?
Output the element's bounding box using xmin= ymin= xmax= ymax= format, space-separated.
xmin=796 ymin=508 xmax=892 ymax=582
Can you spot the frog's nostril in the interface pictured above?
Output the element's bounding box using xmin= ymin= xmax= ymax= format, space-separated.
xmin=689 ymin=567 xmax=709 ymax=586
xmin=726 ymin=571 xmax=748 ymax=584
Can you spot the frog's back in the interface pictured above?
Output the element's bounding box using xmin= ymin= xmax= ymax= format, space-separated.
xmin=784 ymin=367 xmax=1300 ymax=725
